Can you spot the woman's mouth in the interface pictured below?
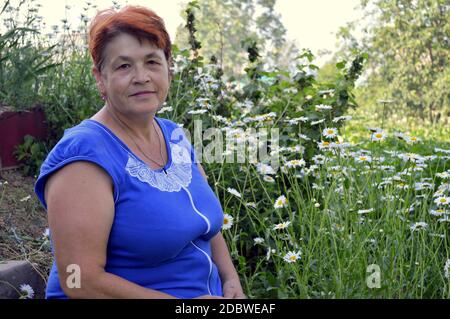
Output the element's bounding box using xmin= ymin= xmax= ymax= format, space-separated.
xmin=130 ymin=91 xmax=155 ymax=97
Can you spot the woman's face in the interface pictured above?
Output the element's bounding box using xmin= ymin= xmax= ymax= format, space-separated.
xmin=93 ymin=32 xmax=171 ymax=117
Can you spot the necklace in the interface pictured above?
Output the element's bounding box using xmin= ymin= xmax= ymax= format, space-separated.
xmin=105 ymin=106 xmax=168 ymax=175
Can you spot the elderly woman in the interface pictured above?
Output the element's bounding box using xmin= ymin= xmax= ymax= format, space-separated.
xmin=34 ymin=5 xmax=245 ymax=299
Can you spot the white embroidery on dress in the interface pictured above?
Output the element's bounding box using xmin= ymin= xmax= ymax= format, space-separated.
xmin=125 ymin=142 xmax=192 ymax=192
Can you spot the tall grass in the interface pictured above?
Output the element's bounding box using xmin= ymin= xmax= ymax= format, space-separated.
xmin=212 ymin=132 xmax=450 ymax=298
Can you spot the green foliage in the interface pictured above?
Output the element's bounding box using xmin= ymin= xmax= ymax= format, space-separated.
xmin=13 ymin=135 xmax=48 ymax=177
xmin=38 ymin=49 xmax=102 ymax=142
xmin=0 ymin=5 xmax=59 ymax=110
xmin=336 ymin=0 xmax=449 ymax=124
xmin=175 ymin=0 xmax=297 ymax=79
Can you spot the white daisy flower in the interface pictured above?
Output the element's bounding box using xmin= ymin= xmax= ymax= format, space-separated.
xmin=322 ymin=127 xmax=338 ymax=139
xmin=357 ymin=208 xmax=374 ymax=215
xmin=157 ymin=106 xmax=173 ymax=114
xmin=263 ymin=175 xmax=275 ymax=183
xmin=266 ymin=247 xmax=276 ymax=261
xmin=283 ymin=251 xmax=302 ymax=263
xmin=315 ymin=104 xmax=333 ymax=111
xmin=438 ymin=216 xmax=450 ymax=223
xmin=332 ymin=115 xmax=352 ymax=123
xmin=256 ymin=163 xmax=276 ymax=175
xmin=19 ymin=284 xmax=34 ymax=299
xmin=371 ymin=130 xmax=386 ymax=141
xmin=274 ymin=195 xmax=289 ymax=209
xmin=19 ymin=195 xmax=31 ymax=202
xmin=222 ymin=214 xmax=234 ymax=230
xmin=430 ymin=209 xmax=447 ymax=216
xmin=298 ymin=133 xmax=311 ymax=141
xmin=317 ymin=141 xmax=331 ymax=150
xmin=367 ymin=127 xmax=382 ymax=133
xmin=246 ymin=202 xmax=257 ymax=209
xmin=436 ymin=171 xmax=450 ymax=179
xmin=312 ymin=183 xmax=324 ymax=190
xmin=394 ymin=132 xmax=407 ymax=141
xmin=297 ymin=116 xmax=309 ymax=122
xmin=212 ymin=115 xmax=230 ymax=124
xmin=187 ymin=109 xmax=208 ymax=115
xmin=227 ymin=187 xmax=242 ymax=198
xmin=444 ymin=259 xmax=450 ymax=279
xmin=311 ymin=119 xmax=326 ymax=126
xmin=196 ymin=97 xmax=211 ymax=109
xmin=398 ymin=152 xmax=424 ymax=164
xmin=253 ymin=237 xmax=265 ymax=245
xmin=410 ymin=222 xmax=428 ymax=232
xmin=273 ymin=220 xmax=291 ymax=230
xmin=285 ymin=118 xmax=301 ymax=125
xmin=406 ymin=135 xmax=420 ymax=144
xmin=434 ymin=197 xmax=450 ymax=206
xmin=434 ymin=148 xmax=450 ymax=155
xmin=312 ymin=154 xmax=327 ymax=165
xmin=355 ymin=155 xmax=372 ymax=163
xmin=284 ymin=159 xmax=306 ymax=168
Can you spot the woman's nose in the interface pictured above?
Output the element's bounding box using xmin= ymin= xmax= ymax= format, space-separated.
xmin=133 ymin=66 xmax=151 ymax=83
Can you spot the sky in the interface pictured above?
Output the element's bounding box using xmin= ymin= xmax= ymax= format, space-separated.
xmin=4 ymin=0 xmax=366 ymax=66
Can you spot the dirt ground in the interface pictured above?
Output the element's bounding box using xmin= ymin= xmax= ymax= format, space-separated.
xmin=0 ymin=168 xmax=52 ymax=284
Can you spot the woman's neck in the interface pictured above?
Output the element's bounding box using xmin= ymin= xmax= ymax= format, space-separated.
xmin=103 ymin=103 xmax=158 ymax=145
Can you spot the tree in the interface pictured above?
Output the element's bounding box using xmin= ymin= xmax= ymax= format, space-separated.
xmin=335 ymin=0 xmax=449 ymax=124
xmin=174 ymin=0 xmax=298 ymax=79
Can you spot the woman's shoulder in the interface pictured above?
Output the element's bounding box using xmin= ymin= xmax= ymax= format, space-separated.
xmin=62 ymin=119 xmax=104 ymax=141
xmin=41 ymin=120 xmax=115 ymax=172
xmin=35 ymin=119 xmax=121 ymax=210
xmin=56 ymin=119 xmax=114 ymax=151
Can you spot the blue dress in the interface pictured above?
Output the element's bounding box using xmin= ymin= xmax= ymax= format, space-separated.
xmin=34 ymin=117 xmax=224 ymax=298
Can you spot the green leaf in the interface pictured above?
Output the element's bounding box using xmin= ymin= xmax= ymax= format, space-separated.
xmin=336 ymin=61 xmax=346 ymax=70
xmin=31 ymin=143 xmax=39 ymax=155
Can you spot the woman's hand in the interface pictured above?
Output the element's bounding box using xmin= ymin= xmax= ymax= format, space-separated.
xmin=222 ymin=278 xmax=246 ymax=299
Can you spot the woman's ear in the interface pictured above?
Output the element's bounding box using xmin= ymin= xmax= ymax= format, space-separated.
xmin=92 ymin=66 xmax=106 ymax=96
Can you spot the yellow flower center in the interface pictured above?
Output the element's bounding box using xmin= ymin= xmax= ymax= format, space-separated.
xmin=289 ymin=256 xmax=297 ymax=261
xmin=375 ymin=133 xmax=382 ymax=138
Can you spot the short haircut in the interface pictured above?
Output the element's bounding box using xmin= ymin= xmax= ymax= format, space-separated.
xmin=88 ymin=5 xmax=172 ymax=71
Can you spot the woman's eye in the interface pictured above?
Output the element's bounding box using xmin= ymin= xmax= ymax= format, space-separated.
xmin=118 ymin=64 xmax=130 ymax=69
xmin=148 ymin=60 xmax=159 ymax=65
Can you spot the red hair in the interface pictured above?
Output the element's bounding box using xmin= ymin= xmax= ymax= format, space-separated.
xmin=88 ymin=5 xmax=172 ymax=71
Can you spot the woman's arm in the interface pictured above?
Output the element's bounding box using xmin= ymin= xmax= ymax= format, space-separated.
xmin=45 ymin=161 xmax=176 ymax=299
xmin=210 ymin=232 xmax=246 ymax=298
xmin=197 ymin=163 xmax=246 ymax=299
